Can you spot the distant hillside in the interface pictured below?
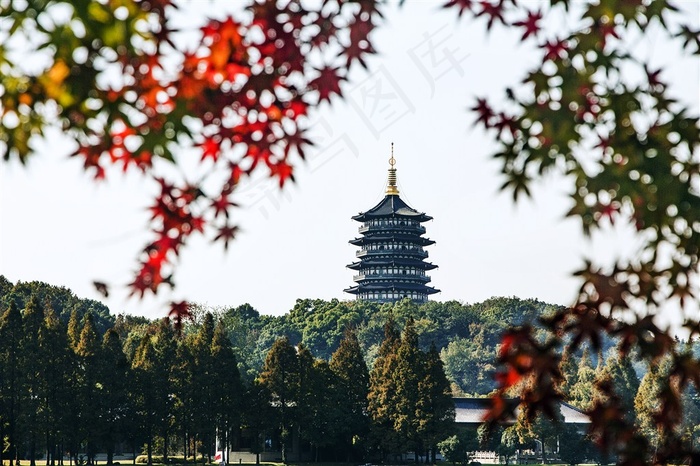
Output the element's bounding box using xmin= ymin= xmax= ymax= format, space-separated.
xmin=0 ymin=276 xmax=114 ymax=333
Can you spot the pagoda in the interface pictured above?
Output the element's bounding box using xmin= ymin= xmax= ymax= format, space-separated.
xmin=345 ymin=146 xmax=439 ymax=303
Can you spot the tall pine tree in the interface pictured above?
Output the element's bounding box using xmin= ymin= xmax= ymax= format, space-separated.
xmin=259 ymin=337 xmax=299 ymax=462
xmin=393 ymin=317 xmax=425 ymax=460
xmin=0 ymin=300 xmax=23 ymax=465
xmin=368 ymin=315 xmax=402 ymax=459
xmin=418 ymin=343 xmax=455 ymax=462
xmin=330 ymin=326 xmax=369 ymax=460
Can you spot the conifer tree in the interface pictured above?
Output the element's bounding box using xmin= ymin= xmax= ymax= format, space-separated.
xmin=18 ymin=296 xmax=43 ymax=466
xmin=558 ymin=347 xmax=578 ymax=399
xmin=132 ymin=335 xmax=160 ymax=466
xmin=634 ymin=358 xmax=672 ymax=453
xmin=368 ymin=315 xmax=402 ymax=458
xmin=0 ymin=300 xmax=24 ymax=465
xmin=99 ymin=329 xmax=130 ymax=466
xmin=304 ymin=358 xmax=342 ymax=461
xmin=296 ymin=343 xmax=316 ymax=439
xmin=210 ymin=321 xmax=243 ymax=460
xmin=76 ymin=312 xmax=101 ymax=464
xmin=189 ymin=313 xmax=218 ymax=462
xmin=152 ymin=318 xmax=176 ymax=463
xmin=67 ymin=307 xmax=82 ymax=351
xmin=418 ymin=343 xmax=455 ymax=462
xmin=569 ymin=348 xmax=598 ymax=410
xmin=598 ymin=353 xmax=640 ymax=424
xmin=172 ymin=337 xmax=196 ymax=461
xmin=259 ymin=337 xmax=299 ymax=462
xmin=393 ymin=317 xmax=425 ymax=460
xmin=330 ymin=326 xmax=369 ymax=460
xmin=37 ymin=306 xmax=72 ymax=466
xmin=242 ymin=380 xmax=275 ymax=465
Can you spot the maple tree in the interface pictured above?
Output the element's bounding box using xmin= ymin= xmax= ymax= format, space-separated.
xmin=0 ymin=0 xmax=381 ymax=321
xmin=2 ymin=0 xmax=699 ymax=462
xmin=450 ymin=0 xmax=699 ymax=464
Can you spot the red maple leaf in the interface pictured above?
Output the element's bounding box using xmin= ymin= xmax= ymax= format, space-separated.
xmin=199 ymin=136 xmax=221 ymax=162
xmin=214 ymin=224 xmax=240 ymax=251
xmin=645 ymin=66 xmax=665 ymax=88
xmin=513 ymin=10 xmax=542 ymax=40
xmin=442 ymin=0 xmax=476 ymax=17
xmin=309 ymin=66 xmax=344 ymax=103
xmin=283 ymin=129 xmax=312 ymax=159
xmin=477 ymin=0 xmax=506 ymax=31
xmin=543 ymin=37 xmax=568 ymax=61
xmin=168 ymin=300 xmax=191 ymax=333
xmin=270 ymin=160 xmax=294 ymax=188
xmin=227 ymin=162 xmax=243 ymax=185
xmin=72 ymin=145 xmax=106 ymax=180
xmin=343 ymin=13 xmax=376 ymax=68
xmin=471 ymin=97 xmax=495 ymax=127
xmin=211 ymin=193 xmax=237 ymax=219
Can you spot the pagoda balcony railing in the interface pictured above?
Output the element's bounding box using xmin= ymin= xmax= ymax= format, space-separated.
xmin=359 ymin=224 xmax=426 ymax=234
xmin=356 ymin=248 xmax=428 ymax=258
xmin=354 ymin=273 xmax=431 ymax=282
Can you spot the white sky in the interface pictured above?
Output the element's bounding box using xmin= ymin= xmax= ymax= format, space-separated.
xmin=1 ymin=1 xmax=698 ymax=326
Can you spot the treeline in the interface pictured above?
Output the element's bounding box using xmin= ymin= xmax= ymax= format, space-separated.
xmin=4 ymin=278 xmax=699 ymax=465
xmin=0 ymin=279 xmax=454 ymax=465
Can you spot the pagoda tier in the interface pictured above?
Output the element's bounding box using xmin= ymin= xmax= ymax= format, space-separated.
xmin=347 ymin=258 xmax=438 ymax=271
xmin=344 ymin=147 xmax=439 ymax=304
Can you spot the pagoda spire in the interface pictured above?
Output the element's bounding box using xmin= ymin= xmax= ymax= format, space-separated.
xmin=386 ymin=142 xmax=399 ymax=196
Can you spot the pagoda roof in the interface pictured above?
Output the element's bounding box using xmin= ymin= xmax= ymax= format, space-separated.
xmin=352 ymin=195 xmax=432 ymax=222
xmin=349 ymin=234 xmax=435 ymax=246
xmin=347 ymin=258 xmax=438 ymax=270
xmin=344 ymin=283 xmax=440 ymax=294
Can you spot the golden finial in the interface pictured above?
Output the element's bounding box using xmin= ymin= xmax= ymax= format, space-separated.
xmin=386 ymin=142 xmax=399 ymax=195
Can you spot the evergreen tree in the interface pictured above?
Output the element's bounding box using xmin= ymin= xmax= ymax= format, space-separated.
xmin=259 ymin=337 xmax=299 ymax=462
xmin=368 ymin=315 xmax=402 ymax=458
xmin=190 ymin=313 xmax=217 ymax=462
xmin=393 ymin=317 xmax=425 ymax=459
xmin=18 ymin=296 xmax=43 ymax=466
xmin=132 ymin=335 xmax=160 ymax=466
xmin=598 ymin=353 xmax=640 ymax=424
xmin=418 ymin=343 xmax=455 ymax=462
xmin=569 ymin=348 xmax=598 ymax=410
xmin=558 ymin=347 xmax=578 ymax=399
xmin=76 ymin=312 xmax=101 ymax=464
xmin=296 ymin=344 xmax=316 ymax=442
xmin=172 ymin=337 xmax=196 ymax=461
xmin=99 ymin=329 xmax=130 ymax=466
xmin=210 ymin=321 xmax=243 ymax=461
xmin=0 ymin=300 xmax=23 ymax=465
xmin=634 ymin=358 xmax=673 ymax=453
xmin=152 ymin=319 xmax=176 ymax=463
xmin=37 ymin=306 xmax=72 ymax=466
xmin=329 ymin=326 xmax=369 ymax=460
xmin=67 ymin=307 xmax=82 ymax=351
xmin=305 ymin=359 xmax=342 ymax=461
xmin=241 ymin=380 xmax=275 ymax=465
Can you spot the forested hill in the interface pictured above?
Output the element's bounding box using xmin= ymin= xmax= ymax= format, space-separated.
xmin=2 ymin=276 xmax=593 ymax=395
xmin=0 ymin=276 xmax=114 ymax=333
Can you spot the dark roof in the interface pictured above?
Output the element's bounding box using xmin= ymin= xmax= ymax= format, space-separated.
xmin=349 ymin=234 xmax=435 ymax=246
xmin=344 ymin=283 xmax=440 ymax=294
xmin=347 ymin=259 xmax=438 ymax=270
xmin=352 ymin=195 xmax=432 ymax=222
xmin=453 ymin=397 xmax=590 ymax=425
